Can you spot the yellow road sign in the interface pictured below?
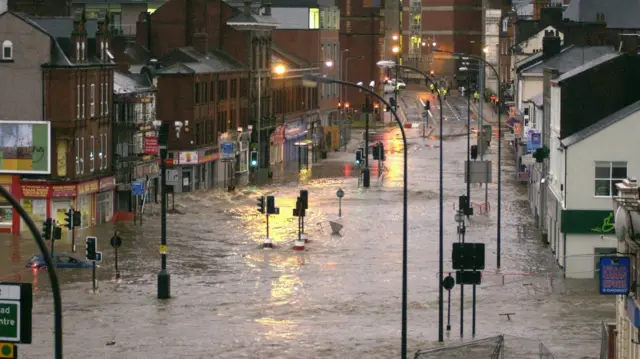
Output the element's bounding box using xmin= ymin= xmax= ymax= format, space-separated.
xmin=159 ymin=245 xmax=166 ymax=254
xmin=0 ymin=343 xmax=15 ymax=358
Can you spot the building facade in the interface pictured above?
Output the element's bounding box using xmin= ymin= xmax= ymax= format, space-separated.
xmin=112 ymin=70 xmax=159 ymax=217
xmin=0 ymin=10 xmax=115 ymax=234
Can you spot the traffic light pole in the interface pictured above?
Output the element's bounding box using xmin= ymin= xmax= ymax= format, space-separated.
xmin=466 ymin=76 xmax=471 ymax=214
xmin=363 ymin=95 xmax=371 ymax=188
xmin=70 ymin=208 xmax=76 ymax=252
xmin=158 ymin=145 xmax=170 ymax=299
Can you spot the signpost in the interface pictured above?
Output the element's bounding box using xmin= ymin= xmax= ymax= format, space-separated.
xmin=0 ymin=342 xmax=16 ymax=358
xmin=132 ymin=182 xmax=145 ymax=226
xmin=600 ymin=256 xmax=631 ymax=295
xmin=221 ymin=142 xmax=235 ymax=160
xmin=0 ymin=283 xmax=32 ymax=344
xmin=336 ymin=188 xmax=344 ymax=217
xmin=110 ymin=232 xmax=123 ymax=280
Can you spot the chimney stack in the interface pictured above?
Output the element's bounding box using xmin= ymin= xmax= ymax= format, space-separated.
xmin=542 ymin=30 xmax=561 ymax=59
xmin=619 ymin=33 xmax=639 ymax=54
xmin=244 ymin=0 xmax=252 ymax=15
xmin=192 ymin=31 xmax=208 ymax=54
xmin=262 ymin=0 xmax=271 ymax=16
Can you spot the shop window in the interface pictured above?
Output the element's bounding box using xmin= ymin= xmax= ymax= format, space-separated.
xmin=594 ymin=161 xmax=627 ymax=197
xmin=0 ymin=203 xmax=12 ymax=228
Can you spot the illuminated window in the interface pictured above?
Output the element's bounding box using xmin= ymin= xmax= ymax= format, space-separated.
xmin=309 ymin=8 xmax=320 ymax=29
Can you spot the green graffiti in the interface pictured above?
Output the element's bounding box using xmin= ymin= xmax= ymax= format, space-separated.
xmin=591 ymin=212 xmax=615 ymax=233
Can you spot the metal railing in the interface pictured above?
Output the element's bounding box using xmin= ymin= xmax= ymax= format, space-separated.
xmin=415 ymin=335 xmax=556 ymax=359
xmin=600 ymin=321 xmax=609 ymax=359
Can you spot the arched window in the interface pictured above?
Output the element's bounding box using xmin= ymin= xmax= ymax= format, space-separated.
xmin=2 ymin=40 xmax=12 ymax=60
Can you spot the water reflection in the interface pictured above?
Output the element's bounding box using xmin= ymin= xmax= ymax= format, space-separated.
xmin=255 ymin=317 xmax=299 ymax=340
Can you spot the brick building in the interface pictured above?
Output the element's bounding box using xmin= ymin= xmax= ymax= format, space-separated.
xmin=0 ymin=10 xmax=115 ymax=234
xmin=337 ymin=0 xmax=384 ymax=110
xmin=136 ymin=0 xmax=280 ymax=185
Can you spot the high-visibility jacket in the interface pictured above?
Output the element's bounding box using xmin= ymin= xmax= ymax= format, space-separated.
xmin=430 ymin=84 xmax=435 ymax=90
xmin=473 ymin=92 xmax=480 ymax=99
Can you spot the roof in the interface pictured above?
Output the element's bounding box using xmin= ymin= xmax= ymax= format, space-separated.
xmin=564 ymin=0 xmax=640 ymax=29
xmin=158 ymin=47 xmax=248 ymax=75
xmin=525 ymin=92 xmax=543 ymax=107
xmin=515 ymin=45 xmax=572 ymax=73
xmin=226 ymin=6 xmax=280 ymax=29
xmin=561 ymin=99 xmax=640 ymax=147
xmin=521 ymin=46 xmax=616 ymax=75
xmin=553 ymin=52 xmax=622 ymax=83
xmin=114 ymin=71 xmax=153 ymax=94
xmin=224 ymin=0 xmax=332 ymax=8
xmin=271 ymin=43 xmax=309 ymax=67
xmin=0 ymin=12 xmax=114 ymax=68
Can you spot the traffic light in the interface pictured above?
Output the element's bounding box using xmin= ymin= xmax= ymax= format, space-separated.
xmin=250 ymin=151 xmax=258 ymax=167
xmin=266 ymin=195 xmax=280 ymax=214
xmin=86 ymin=236 xmax=97 ymax=260
xmin=257 ymin=196 xmax=265 ymax=214
xmin=73 ymin=210 xmax=81 ymax=228
xmin=293 ymin=197 xmax=306 ymax=217
xmin=374 ymin=104 xmax=380 ymax=114
xmin=53 ymin=226 xmax=62 ymax=240
xmin=355 ymin=149 xmax=363 ymax=164
xmin=158 ymin=123 xmax=170 ymax=146
xmin=299 ymin=190 xmax=309 ymax=210
xmin=372 ymin=144 xmax=379 ymax=160
xmin=471 ymin=145 xmax=478 ymax=160
xmin=64 ymin=209 xmax=72 ymax=229
xmin=379 ymin=143 xmax=386 ymax=161
xmin=42 ymin=218 xmax=52 ymax=240
xmin=533 ymin=146 xmax=549 ymax=163
xmin=425 ymin=100 xmax=430 ymax=110
xmin=458 ymin=195 xmax=469 ymax=214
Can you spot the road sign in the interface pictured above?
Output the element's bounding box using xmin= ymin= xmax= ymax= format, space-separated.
xmin=0 ymin=343 xmax=15 ymax=358
xmin=131 ymin=181 xmax=145 ymax=196
xmin=0 ymin=283 xmax=31 ymax=344
xmin=159 ymin=245 xmax=167 ymax=254
xmin=221 ymin=142 xmax=235 ymax=161
xmin=456 ymin=271 xmax=481 ymax=285
xmin=452 ymin=243 xmax=485 ymax=270
xmin=110 ymin=235 xmax=122 ymax=249
xmin=442 ymin=275 xmax=455 ymax=290
xmin=600 ymin=256 xmax=630 ymax=295
xmin=336 ymin=188 xmax=344 ymax=198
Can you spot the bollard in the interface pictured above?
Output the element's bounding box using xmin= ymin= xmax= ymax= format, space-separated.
xmin=293 ymin=239 xmax=305 ymax=251
xmin=300 ymin=233 xmax=309 ymax=243
xmin=263 ymin=237 xmax=273 ymax=249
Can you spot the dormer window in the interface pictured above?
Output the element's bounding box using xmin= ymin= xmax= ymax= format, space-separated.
xmin=81 ymin=42 xmax=86 ymax=61
xmin=100 ymin=41 xmax=105 ymax=60
xmin=2 ymin=40 xmax=12 ymax=60
xmin=76 ymin=41 xmax=80 ymax=61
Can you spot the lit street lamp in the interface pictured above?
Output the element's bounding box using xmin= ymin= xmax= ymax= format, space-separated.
xmin=434 ymin=48 xmax=504 ymax=269
xmin=303 ymin=73 xmax=410 ymax=359
xmin=377 ymin=59 xmax=446 ymax=343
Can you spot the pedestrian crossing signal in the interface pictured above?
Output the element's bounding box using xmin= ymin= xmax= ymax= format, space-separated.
xmin=73 ymin=210 xmax=81 ymax=227
xmin=64 ymin=209 xmax=72 ymax=229
xmin=257 ymin=196 xmax=265 ymax=214
xmin=250 ymin=151 xmax=258 ymax=167
xmin=355 ymin=149 xmax=362 ymax=164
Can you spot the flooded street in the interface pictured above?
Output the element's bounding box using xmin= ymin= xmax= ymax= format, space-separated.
xmin=0 ymin=122 xmax=612 ymax=358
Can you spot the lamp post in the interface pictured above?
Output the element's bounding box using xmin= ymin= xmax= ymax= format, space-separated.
xmin=304 ymin=73 xmax=409 ymax=358
xmin=377 ymin=60 xmax=446 ymax=343
xmin=274 ymin=64 xmax=287 ymax=126
xmin=434 ymin=48 xmax=503 ymax=269
xmin=391 ymin=46 xmax=400 ymax=106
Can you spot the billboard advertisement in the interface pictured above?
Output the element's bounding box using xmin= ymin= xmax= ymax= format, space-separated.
xmin=0 ymin=121 xmax=51 ymax=174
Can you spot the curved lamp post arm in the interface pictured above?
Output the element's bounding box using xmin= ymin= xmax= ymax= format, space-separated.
xmin=0 ymin=185 xmax=63 ymax=359
xmin=303 ymin=74 xmax=409 ymax=358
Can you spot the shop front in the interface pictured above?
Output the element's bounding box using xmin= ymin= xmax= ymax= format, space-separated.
xmin=0 ymin=175 xmax=14 ymax=233
xmin=270 ymin=125 xmax=284 ymax=165
xmin=77 ymin=180 xmax=99 ymax=229
xmin=284 ymin=119 xmax=307 ymax=167
xmin=97 ymin=176 xmax=116 ymax=225
xmin=19 ymin=184 xmax=49 ymax=234
xmin=198 ymin=147 xmax=220 ymax=189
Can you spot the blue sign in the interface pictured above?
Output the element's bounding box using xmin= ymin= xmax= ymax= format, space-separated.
xmin=599 ymin=256 xmax=630 ymax=295
xmin=627 ymin=296 xmax=640 ymax=328
xmin=221 ymin=142 xmax=234 ymax=160
xmin=526 ymin=131 xmax=542 ymax=153
xmin=132 ymin=181 xmax=145 ymax=196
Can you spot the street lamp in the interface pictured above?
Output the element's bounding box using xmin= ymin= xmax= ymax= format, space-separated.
xmin=303 ymin=73 xmax=409 ymax=359
xmin=325 ymin=59 xmax=334 ymax=68
xmin=274 ymin=64 xmax=287 ymax=126
xmin=377 ymin=59 xmax=446 ymax=343
xmin=392 ymin=34 xmax=399 ymax=41
xmin=392 ymin=46 xmax=400 ymax=54
xmin=434 ymin=48 xmax=504 ymax=269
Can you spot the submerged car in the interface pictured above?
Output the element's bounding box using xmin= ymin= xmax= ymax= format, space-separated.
xmin=26 ymin=252 xmax=95 ymax=269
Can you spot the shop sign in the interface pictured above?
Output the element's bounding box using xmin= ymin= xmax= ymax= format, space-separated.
xmin=599 ymin=256 xmax=630 ymax=295
xmin=0 ymin=175 xmax=12 ymax=185
xmin=20 ymin=184 xmax=50 ymax=198
xmin=221 ymin=142 xmax=235 ymax=160
xmin=284 ymin=119 xmax=307 ymax=140
xmin=135 ymin=161 xmax=159 ymax=179
xmin=198 ymin=148 xmax=220 ymax=164
xmin=144 ymin=137 xmax=159 ymax=155
xmin=526 ymin=131 xmax=541 ymax=153
xmin=513 ymin=123 xmax=522 ymax=136
xmin=178 ymin=151 xmax=199 ymax=165
xmin=99 ymin=176 xmax=116 ymax=192
xmin=561 ymin=210 xmax=615 ymax=234
xmin=51 ymin=184 xmax=77 ymax=198
xmin=77 ymin=180 xmax=99 ymax=195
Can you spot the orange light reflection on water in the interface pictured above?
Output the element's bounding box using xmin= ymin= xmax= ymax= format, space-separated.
xmin=382 ymin=135 xmax=405 ymax=187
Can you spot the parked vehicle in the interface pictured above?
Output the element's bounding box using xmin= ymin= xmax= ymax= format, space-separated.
xmin=26 ymin=252 xmax=95 ymax=269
